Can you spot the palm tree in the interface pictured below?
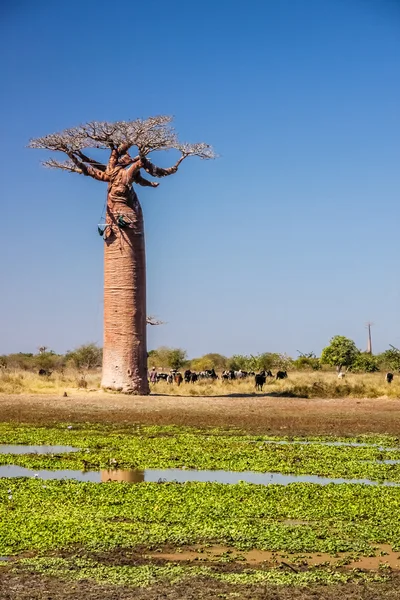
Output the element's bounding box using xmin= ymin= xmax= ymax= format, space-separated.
xmin=29 ymin=117 xmax=215 ymax=394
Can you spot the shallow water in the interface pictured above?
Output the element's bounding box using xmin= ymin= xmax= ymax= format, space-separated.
xmin=259 ymin=440 xmax=400 ymax=451
xmin=1 ymin=465 xmax=399 ymax=487
xmin=0 ymin=445 xmax=79 ymax=454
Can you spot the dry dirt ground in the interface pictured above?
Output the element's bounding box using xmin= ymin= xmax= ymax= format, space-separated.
xmin=2 ymin=571 xmax=400 ymax=600
xmin=1 ymin=391 xmax=400 ymax=435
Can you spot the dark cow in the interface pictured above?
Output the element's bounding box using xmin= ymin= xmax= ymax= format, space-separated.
xmin=206 ymin=369 xmax=218 ymax=380
xmin=157 ymin=373 xmax=169 ymax=382
xmin=255 ymin=372 xmax=266 ymax=391
xmin=174 ymin=372 xmax=183 ymax=386
xmin=276 ymin=370 xmax=288 ymax=380
xmin=184 ymin=370 xmax=192 ymax=383
xmin=38 ymin=369 xmax=52 ymax=376
xmin=386 ymin=372 xmax=394 ymax=384
xmin=190 ymin=372 xmax=198 ymax=383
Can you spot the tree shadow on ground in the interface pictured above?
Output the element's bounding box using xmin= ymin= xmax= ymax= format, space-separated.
xmin=151 ymin=391 xmax=308 ymax=399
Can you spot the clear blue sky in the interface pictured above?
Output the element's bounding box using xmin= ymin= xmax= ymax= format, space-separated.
xmin=0 ymin=0 xmax=399 ymax=358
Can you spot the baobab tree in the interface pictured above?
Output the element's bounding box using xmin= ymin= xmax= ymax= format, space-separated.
xmin=29 ymin=117 xmax=215 ymax=394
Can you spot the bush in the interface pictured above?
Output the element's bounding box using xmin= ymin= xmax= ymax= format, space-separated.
xmin=350 ymin=353 xmax=379 ymax=373
xmin=65 ymin=344 xmax=102 ymax=371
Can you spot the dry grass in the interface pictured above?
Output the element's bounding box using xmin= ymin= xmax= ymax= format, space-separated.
xmin=151 ymin=371 xmax=399 ymax=399
xmin=0 ymin=369 xmax=398 ymax=399
xmin=0 ymin=369 xmax=100 ymax=395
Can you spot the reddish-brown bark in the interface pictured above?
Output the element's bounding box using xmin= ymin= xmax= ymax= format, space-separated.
xmin=101 ymin=163 xmax=149 ymax=394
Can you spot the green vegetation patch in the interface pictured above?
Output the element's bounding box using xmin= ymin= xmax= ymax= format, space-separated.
xmin=15 ymin=556 xmax=386 ymax=588
xmin=2 ymin=479 xmax=400 ymax=556
xmin=1 ymin=424 xmax=400 ymax=482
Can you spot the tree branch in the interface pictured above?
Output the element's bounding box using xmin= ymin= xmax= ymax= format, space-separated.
xmin=43 ymin=158 xmax=84 ymax=174
xmin=141 ymin=155 xmax=186 ymax=178
xmin=146 ymin=316 xmax=165 ymax=325
xmin=133 ymin=172 xmax=159 ymax=188
xmin=76 ymin=151 xmax=107 ymax=171
xmin=68 ymin=153 xmax=109 ymax=182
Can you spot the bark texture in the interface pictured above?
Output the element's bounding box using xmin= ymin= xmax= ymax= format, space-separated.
xmin=101 ymin=165 xmax=149 ymax=394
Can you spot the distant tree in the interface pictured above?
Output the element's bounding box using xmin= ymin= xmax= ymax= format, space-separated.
xmin=147 ymin=347 xmax=187 ymax=370
xmin=293 ymin=356 xmax=321 ymax=371
xmin=320 ymin=336 xmax=360 ymax=371
xmin=377 ymin=348 xmax=400 ymax=373
xmin=227 ymin=355 xmax=248 ymax=371
xmin=190 ymin=353 xmax=228 ymax=372
xmin=350 ymin=352 xmax=379 ymax=373
xmin=166 ymin=349 xmax=187 ymax=371
xmin=4 ymin=353 xmax=35 ymax=370
xmin=66 ymin=344 xmax=102 ymax=371
xmin=34 ymin=350 xmax=63 ymax=372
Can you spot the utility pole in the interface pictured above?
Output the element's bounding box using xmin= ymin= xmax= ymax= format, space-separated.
xmin=366 ymin=322 xmax=373 ymax=354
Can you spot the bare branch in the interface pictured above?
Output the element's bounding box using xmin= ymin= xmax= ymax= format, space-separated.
xmin=177 ymin=142 xmax=216 ymax=160
xmin=146 ymin=316 xmax=165 ymax=325
xmin=43 ymin=158 xmax=84 ymax=175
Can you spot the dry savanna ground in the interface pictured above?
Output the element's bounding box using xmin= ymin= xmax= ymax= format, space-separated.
xmin=0 ymin=369 xmax=399 ymax=435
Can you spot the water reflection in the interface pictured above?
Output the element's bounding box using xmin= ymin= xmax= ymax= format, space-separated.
xmin=101 ymin=469 xmax=145 ymax=483
xmin=0 ymin=445 xmax=79 ymax=454
xmin=1 ymin=465 xmax=399 ymax=487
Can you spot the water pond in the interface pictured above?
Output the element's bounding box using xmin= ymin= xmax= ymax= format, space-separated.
xmin=0 ymin=445 xmax=79 ymax=454
xmin=1 ymin=465 xmax=399 ymax=487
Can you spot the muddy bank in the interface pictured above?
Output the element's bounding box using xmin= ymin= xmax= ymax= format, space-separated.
xmin=1 ymin=393 xmax=400 ymax=436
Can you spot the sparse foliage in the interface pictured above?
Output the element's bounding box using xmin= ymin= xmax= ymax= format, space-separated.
xmin=29 ymin=117 xmax=215 ymax=178
xmin=65 ymin=344 xmax=102 ymax=371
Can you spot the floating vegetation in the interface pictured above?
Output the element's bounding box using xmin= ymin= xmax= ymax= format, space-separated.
xmin=0 ymin=424 xmax=399 ymax=483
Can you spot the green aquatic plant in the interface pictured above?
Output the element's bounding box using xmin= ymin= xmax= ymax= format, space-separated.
xmin=0 ymin=424 xmax=400 ymax=482
xmin=2 ymin=479 xmax=400 ymax=556
xmin=15 ymin=555 xmax=386 ymax=588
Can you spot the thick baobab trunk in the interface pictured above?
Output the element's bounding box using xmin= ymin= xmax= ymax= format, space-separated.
xmin=101 ymin=185 xmax=149 ymax=394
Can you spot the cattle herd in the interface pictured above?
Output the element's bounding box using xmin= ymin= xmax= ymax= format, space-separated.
xmin=149 ymin=368 xmax=288 ymax=390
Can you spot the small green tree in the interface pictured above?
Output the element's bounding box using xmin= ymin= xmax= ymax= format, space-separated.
xmin=66 ymin=343 xmax=102 ymax=371
xmin=377 ymin=348 xmax=400 ymax=372
xmin=227 ymin=355 xmax=248 ymax=371
xmin=147 ymin=347 xmax=187 ymax=370
xmin=4 ymin=353 xmax=35 ymax=370
xmin=320 ymin=336 xmax=360 ymax=371
xmin=167 ymin=348 xmax=187 ymax=370
xmin=293 ymin=356 xmax=321 ymax=371
xmin=350 ymin=353 xmax=379 ymax=373
xmin=34 ymin=350 xmax=64 ymax=371
xmin=190 ymin=353 xmax=227 ymax=371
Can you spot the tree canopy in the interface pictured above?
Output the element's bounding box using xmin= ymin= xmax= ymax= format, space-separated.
xmin=29 ymin=116 xmax=215 ymax=181
xmin=320 ymin=336 xmax=360 ymax=370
